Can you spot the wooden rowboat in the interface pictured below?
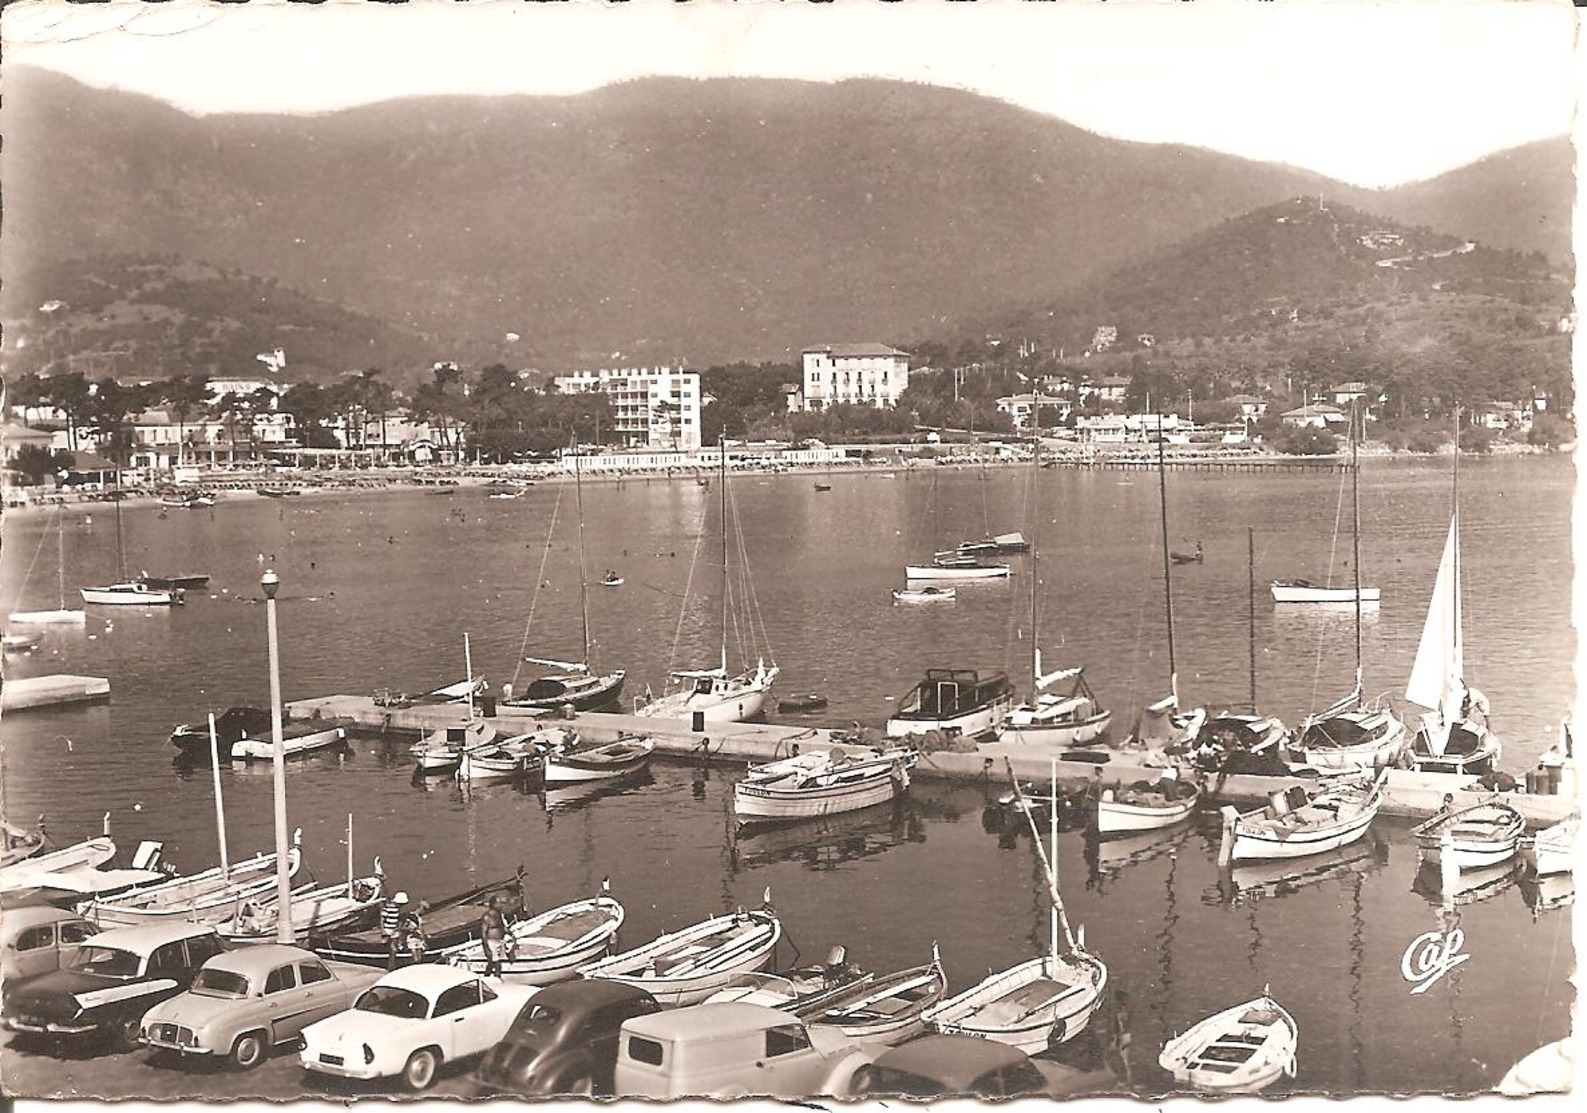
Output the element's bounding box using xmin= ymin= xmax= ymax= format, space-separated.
xmin=448 ymin=887 xmax=624 ymax=985
xmin=581 ymin=900 xmax=781 ymax=1006
xmin=1159 ymin=992 xmax=1298 ymax=1094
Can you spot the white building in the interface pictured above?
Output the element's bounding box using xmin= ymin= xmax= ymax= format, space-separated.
xmin=553 ymin=366 xmax=702 ymax=450
xmin=996 ymin=393 xmax=1073 ymax=431
xmin=206 ymin=378 xmax=280 ymax=410
xmin=799 ymin=344 xmax=909 ymax=411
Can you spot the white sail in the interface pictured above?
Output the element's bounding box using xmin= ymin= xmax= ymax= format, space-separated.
xmin=1034 ymin=650 xmax=1079 ymax=692
xmin=1404 ymin=515 xmax=1464 ymax=756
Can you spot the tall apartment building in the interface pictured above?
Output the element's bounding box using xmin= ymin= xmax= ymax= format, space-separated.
xmin=800 ymin=344 xmax=909 ymax=411
xmin=552 ymin=366 xmax=702 ymax=450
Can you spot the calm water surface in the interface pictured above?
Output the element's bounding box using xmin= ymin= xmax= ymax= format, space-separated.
xmin=0 ymin=458 xmax=1574 ymax=1096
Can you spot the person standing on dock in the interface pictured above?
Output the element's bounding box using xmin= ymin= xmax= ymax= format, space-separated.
xmin=480 ymin=896 xmax=508 ymax=978
xmin=403 ymin=900 xmax=430 ymax=965
xmin=380 ymin=891 xmax=408 ymax=969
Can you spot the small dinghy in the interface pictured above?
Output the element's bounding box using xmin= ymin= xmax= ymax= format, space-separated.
xmin=215 ymin=870 xmax=386 ymax=945
xmin=580 ymin=894 xmax=781 ymax=1006
xmin=542 ymin=733 xmax=654 ymax=785
xmin=1093 ymin=769 xmax=1201 ymax=836
xmin=600 ymin=572 xmax=624 ymax=587
xmin=1159 ymin=991 xmax=1298 ymax=1094
xmin=1522 ymin=815 xmax=1577 ymax=877
xmin=80 ymin=581 xmax=183 ymax=606
xmin=137 ymin=571 xmax=211 ymax=591
xmin=704 ymin=945 xmax=869 ymax=1010
xmin=448 ymin=882 xmax=624 ymax=985
xmin=455 ymin=731 xmax=550 ymax=782
xmin=410 ymin=719 xmax=496 ymax=775
xmin=893 ymin=586 xmax=957 ymax=604
xmin=776 ymin=692 xmax=829 ymax=713
xmin=1413 ymin=797 xmax=1525 ymax=872
xmin=795 ymin=952 xmax=948 ymax=1046
xmin=734 ymin=748 xmax=916 ymax=825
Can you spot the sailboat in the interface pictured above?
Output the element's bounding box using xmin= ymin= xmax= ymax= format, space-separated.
xmin=502 ymin=450 xmax=626 ymax=712
xmin=7 ymin=506 xmax=88 ymax=625
xmin=998 ymin=412 xmax=1113 ymax=747
xmin=1403 ymin=415 xmax=1501 ymax=775
xmin=409 ymin=634 xmax=496 ymax=774
xmin=924 ymin=758 xmax=1108 ymax=1054
xmin=637 ymin=440 xmax=779 ymax=723
xmin=1122 ymin=419 xmax=1205 ymax=750
xmin=1287 ymin=407 xmax=1407 ymax=770
xmin=79 ymin=471 xmax=182 ymax=606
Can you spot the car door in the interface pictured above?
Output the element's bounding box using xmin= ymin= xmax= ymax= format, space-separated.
xmin=761 ymin=1023 xmax=819 ymax=1094
xmin=432 ymin=979 xmax=501 ymax=1059
xmin=293 ymin=960 xmax=346 ymax=1032
xmin=586 ymin=999 xmax=659 ymax=1090
xmin=56 ymin=920 xmax=98 ymax=974
xmin=10 ymin=923 xmax=58 ymax=981
xmin=259 ymin=962 xmax=301 ymax=1042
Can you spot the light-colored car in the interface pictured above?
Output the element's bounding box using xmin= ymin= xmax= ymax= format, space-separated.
xmin=138 ymin=943 xmax=381 ymax=1069
xmin=298 ymin=963 xmax=537 ymax=1090
xmin=0 ymin=906 xmax=100 ymax=984
xmin=613 ymin=1002 xmax=873 ymax=1099
xmin=847 ymin=1033 xmax=1048 ymax=1098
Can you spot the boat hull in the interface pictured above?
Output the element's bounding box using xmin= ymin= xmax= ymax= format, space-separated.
xmin=80 ymin=849 xmax=302 ymax=927
xmin=1095 ymin=784 xmax=1200 ymax=836
xmin=1219 ymin=775 xmax=1386 ymax=864
xmin=734 ymin=762 xmax=909 ymax=824
xmin=449 ymin=895 xmax=624 ymax=985
xmin=6 ymin=609 xmax=87 ymax=625
xmin=1413 ymin=802 xmax=1525 ymax=871
xmin=1158 ymin=995 xmax=1298 ymax=1094
xmin=1522 ymin=818 xmax=1577 ymax=877
xmin=1291 ymin=708 xmax=1407 ymax=770
xmin=636 ymin=671 xmax=776 ymax=724
xmin=887 ymin=696 xmax=1013 ymax=739
xmin=998 ymin=711 xmax=1113 ymax=748
xmin=502 ymin=670 xmax=626 ymax=712
xmin=925 ymin=952 xmax=1107 ymax=1055
xmin=904 ymin=565 xmax=1010 ymax=580
xmin=80 ymin=583 xmax=179 ymax=606
xmin=230 ymin=724 xmax=348 ymax=762
xmin=581 ymin=910 xmax=781 ymax=1006
xmin=1270 ymin=581 xmax=1381 ymax=604
xmin=542 ymin=739 xmax=654 ymax=785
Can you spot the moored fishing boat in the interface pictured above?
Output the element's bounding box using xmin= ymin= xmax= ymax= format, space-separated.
xmin=733 ymin=748 xmax=917 ymax=825
xmin=704 ymin=946 xmax=869 ymax=1010
xmin=580 ymin=896 xmax=782 ymax=1006
xmin=1270 ymin=580 xmax=1380 ymax=605
xmin=1522 ymin=816 xmax=1577 ymax=877
xmin=794 ymin=952 xmax=948 ymax=1046
xmin=1093 ymin=769 xmax=1201 ymax=836
xmin=903 ymin=559 xmax=1011 ymax=580
xmin=79 ymin=840 xmax=304 ymax=928
xmin=542 ymin=733 xmax=654 ymax=786
xmin=230 ymin=719 xmax=349 ymax=762
xmin=214 ymin=870 xmax=386 ymax=945
xmin=455 ymin=731 xmax=549 ymax=782
xmin=448 ymin=884 xmax=624 ymax=984
xmin=1158 ymin=991 xmax=1298 ymax=1094
xmin=892 ymin=585 xmax=957 ymax=604
xmin=1412 ymin=797 xmax=1525 ymax=872
xmin=311 ymin=873 xmax=526 ymax=966
xmin=410 ymin=719 xmax=496 ymax=775
xmin=1186 ymin=712 xmax=1293 ymax=775
xmin=1216 ymin=769 xmax=1388 ymax=866
xmin=776 ymin=692 xmax=829 ymax=713
xmin=885 ymin=669 xmax=1015 ymax=739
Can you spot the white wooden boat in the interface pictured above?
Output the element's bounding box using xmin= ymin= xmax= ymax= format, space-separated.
xmin=892 ymin=586 xmax=957 ymax=604
xmin=886 ymin=668 xmax=1015 ymax=739
xmin=1403 ymin=513 xmax=1501 ymax=775
xmin=80 ymin=581 xmax=181 ymax=606
xmin=80 ymin=841 xmax=303 ymax=927
xmin=451 ymin=890 xmax=624 ymax=984
xmin=580 ymin=900 xmax=781 ymax=1006
xmin=1522 ymin=816 xmax=1577 ymax=877
xmin=1094 ymin=772 xmax=1201 ymax=836
xmin=1270 ymin=580 xmax=1380 ymax=604
xmin=704 ymin=948 xmax=870 ymax=1010
xmin=733 ymin=749 xmax=916 ymax=824
xmin=0 ymin=834 xmax=115 ymax=888
xmin=1217 ymin=769 xmax=1388 ymax=865
xmin=903 ymin=562 xmax=1011 ymax=580
xmin=998 ymin=663 xmax=1112 ymax=746
xmin=1413 ymin=798 xmax=1525 ymax=872
xmin=230 ymin=721 xmax=348 ymax=761
xmin=1159 ymin=992 xmax=1298 ymax=1094
xmin=455 ymin=731 xmax=549 ymax=782
xmin=1 ymin=822 xmax=47 ymax=869
xmin=636 ymin=662 xmax=778 ymax=724
xmin=795 ymin=954 xmax=948 ymax=1046
xmin=543 ymin=734 xmax=654 ymax=785
xmin=410 ymin=719 xmax=496 ymax=774
xmin=1289 ymin=702 xmax=1407 ymax=770
xmin=214 ymin=870 xmax=385 ymax=944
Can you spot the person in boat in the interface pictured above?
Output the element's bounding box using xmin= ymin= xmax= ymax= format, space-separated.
xmin=1461 ymin=684 xmax=1491 ymax=726
xmin=381 ymin=891 xmax=408 ymax=968
xmin=480 ymin=896 xmax=508 ymax=978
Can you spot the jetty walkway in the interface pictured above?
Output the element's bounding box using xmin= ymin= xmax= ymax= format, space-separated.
xmin=284 ymin=694 xmax=1575 ymax=827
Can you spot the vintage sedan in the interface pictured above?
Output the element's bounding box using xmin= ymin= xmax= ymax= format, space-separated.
xmin=613 ymin=1002 xmax=874 ymax=1099
xmin=138 ymin=944 xmax=382 ymax=1069
xmin=847 ymin=1033 xmax=1048 ymax=1098
xmin=473 ymin=979 xmax=661 ymax=1096
xmin=1 ymin=906 xmax=100 ymax=984
xmin=299 ymin=963 xmax=537 ymax=1090
xmin=1 ymin=920 xmax=224 ymax=1050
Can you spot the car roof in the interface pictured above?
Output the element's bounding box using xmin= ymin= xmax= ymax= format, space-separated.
xmin=623 ymin=1002 xmax=792 ymax=1041
xmin=376 ymin=963 xmax=483 ymax=995
xmin=872 ymin=1034 xmax=1031 ymax=1087
xmin=0 ymin=906 xmax=92 ymax=934
xmin=201 ymin=944 xmax=319 ymax=974
xmin=82 ymin=920 xmax=216 ymax=955
xmin=533 ymin=979 xmax=655 ymax=1013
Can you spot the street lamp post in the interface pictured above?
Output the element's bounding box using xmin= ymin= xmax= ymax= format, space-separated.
xmin=261 ymin=570 xmax=294 ymax=944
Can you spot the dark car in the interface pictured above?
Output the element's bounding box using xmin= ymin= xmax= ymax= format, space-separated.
xmin=847 ymin=1033 xmax=1048 ymax=1099
xmin=2 ymin=920 xmax=224 ymax=1051
xmin=474 ymin=979 xmax=661 ymax=1096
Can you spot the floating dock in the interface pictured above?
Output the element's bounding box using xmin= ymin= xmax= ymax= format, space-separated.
xmin=0 ymin=675 xmax=111 ymax=713
xmin=285 ymin=694 xmax=1578 ymax=826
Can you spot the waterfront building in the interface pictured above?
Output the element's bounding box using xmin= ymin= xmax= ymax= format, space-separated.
xmin=996 ymin=393 xmax=1073 ymax=431
xmin=1280 ymin=403 xmax=1348 ymax=429
xmin=553 ymin=367 xmax=702 ymax=450
xmin=206 ymin=378 xmax=281 ymax=409
xmin=799 ymin=343 xmax=909 ymax=412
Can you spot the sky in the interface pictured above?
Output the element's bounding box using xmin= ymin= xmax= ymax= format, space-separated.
xmin=1 ymin=0 xmax=1577 ymax=189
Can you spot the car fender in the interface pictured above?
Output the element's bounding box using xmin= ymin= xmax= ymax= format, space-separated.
xmin=818 ymin=1049 xmax=878 ymax=1097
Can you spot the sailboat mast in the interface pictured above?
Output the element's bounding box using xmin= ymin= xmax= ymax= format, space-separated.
xmin=1155 ymin=419 xmax=1178 ymax=699
xmin=1049 ymin=756 xmax=1059 ymax=963
xmin=464 ymin=632 xmax=475 ymax=719
xmin=719 ymin=437 xmax=729 ymax=675
xmin=1350 ymin=401 xmax=1363 ymax=700
xmin=1007 ymin=758 xmax=1074 ymax=953
xmin=1452 ymin=406 xmax=1461 ymax=647
xmin=114 ymin=467 xmax=126 ymax=581
xmin=56 ymin=510 xmax=67 ymax=609
xmin=1030 ymin=393 xmax=1042 ymax=692
xmin=1248 ymin=526 xmax=1257 ymax=712
xmin=573 ymin=450 xmax=593 ymax=669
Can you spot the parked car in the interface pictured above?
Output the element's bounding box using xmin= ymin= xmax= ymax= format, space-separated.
xmin=0 ymin=906 xmax=100 ymax=984
xmin=474 ymin=980 xmax=661 ymax=1097
xmin=138 ymin=943 xmax=382 ymax=1069
xmin=1 ymin=921 xmax=224 ymax=1050
xmin=847 ymin=1033 xmax=1048 ymax=1098
xmin=613 ymin=1002 xmax=873 ymax=1099
xmin=298 ymin=963 xmax=537 ymax=1090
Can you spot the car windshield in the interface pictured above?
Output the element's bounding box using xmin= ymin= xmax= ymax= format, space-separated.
xmin=191 ymin=969 xmax=251 ymax=999
xmin=69 ymin=946 xmax=140 ymax=978
xmin=354 ymin=985 xmax=430 ymax=1020
xmin=513 ymin=1003 xmax=563 ymax=1034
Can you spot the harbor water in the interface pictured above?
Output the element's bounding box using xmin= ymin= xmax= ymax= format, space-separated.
xmin=0 ymin=457 xmax=1574 ymax=1097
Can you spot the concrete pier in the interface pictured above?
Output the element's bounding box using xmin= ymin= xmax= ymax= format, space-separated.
xmin=285 ymin=694 xmax=1579 ymax=827
xmin=0 ymin=674 xmax=111 ymax=713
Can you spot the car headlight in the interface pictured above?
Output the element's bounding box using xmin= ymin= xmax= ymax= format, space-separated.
xmin=363 ymin=1043 xmax=375 ymax=1065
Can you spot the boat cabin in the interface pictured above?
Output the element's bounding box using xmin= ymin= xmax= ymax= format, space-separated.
xmin=893 ymin=670 xmax=1012 ymax=723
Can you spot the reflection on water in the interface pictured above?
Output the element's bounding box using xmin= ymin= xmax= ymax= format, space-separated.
xmin=1410 ymin=859 xmax=1523 ymax=908
xmin=1209 ymin=833 xmax=1387 ymax=906
xmin=1518 ymin=870 xmax=1575 ymax=918
xmin=730 ymin=800 xmax=920 ymax=873
xmin=541 ymin=768 xmax=657 ymax=815
xmin=1084 ymin=826 xmax=1189 ymax=889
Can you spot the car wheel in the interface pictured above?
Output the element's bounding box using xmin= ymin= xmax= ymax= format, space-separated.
xmin=231 ymin=1030 xmax=270 ymax=1070
xmin=113 ymin=1015 xmax=143 ymax=1053
xmin=559 ymin=1072 xmax=595 ymax=1097
xmin=403 ymin=1047 xmax=441 ymax=1091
